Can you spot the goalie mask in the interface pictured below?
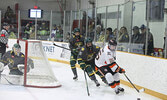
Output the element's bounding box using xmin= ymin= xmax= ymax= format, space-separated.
xmin=12 ymin=43 xmax=21 ymax=56
xmin=108 ymin=39 xmax=117 ymax=51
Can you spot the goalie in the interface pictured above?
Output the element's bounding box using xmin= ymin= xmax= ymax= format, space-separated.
xmin=0 ymin=43 xmax=34 ymax=75
xmin=95 ymin=39 xmax=125 ymax=94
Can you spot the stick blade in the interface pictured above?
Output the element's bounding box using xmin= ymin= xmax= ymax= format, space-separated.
xmin=139 ymin=88 xmax=145 ymax=93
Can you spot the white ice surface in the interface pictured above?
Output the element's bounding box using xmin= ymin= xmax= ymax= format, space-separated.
xmin=0 ymin=62 xmax=162 ymax=100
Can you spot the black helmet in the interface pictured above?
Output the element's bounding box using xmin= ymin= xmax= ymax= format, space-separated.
xmin=108 ymin=39 xmax=117 ymax=46
xmin=3 ymin=23 xmax=10 ymax=27
xmin=73 ymin=28 xmax=80 ymax=33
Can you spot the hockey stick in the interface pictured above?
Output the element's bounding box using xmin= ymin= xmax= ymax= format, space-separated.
xmin=53 ymin=42 xmax=70 ymax=51
xmin=123 ymin=73 xmax=145 ymax=93
xmin=83 ymin=70 xmax=90 ymax=96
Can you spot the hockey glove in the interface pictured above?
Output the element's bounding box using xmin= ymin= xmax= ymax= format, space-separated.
xmin=78 ymin=60 xmax=86 ymax=70
xmin=72 ymin=49 xmax=78 ymax=55
xmin=119 ymin=68 xmax=125 ymax=73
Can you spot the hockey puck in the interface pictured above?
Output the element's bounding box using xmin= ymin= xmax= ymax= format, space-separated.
xmin=137 ymin=98 xmax=141 ymax=100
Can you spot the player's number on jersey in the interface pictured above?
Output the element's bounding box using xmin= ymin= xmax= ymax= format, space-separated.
xmin=96 ymin=49 xmax=104 ymax=60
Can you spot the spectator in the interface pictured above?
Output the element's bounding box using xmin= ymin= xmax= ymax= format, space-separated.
xmin=55 ymin=25 xmax=63 ymax=42
xmin=140 ymin=24 xmax=154 ymax=56
xmin=0 ymin=23 xmax=10 ymax=59
xmin=51 ymin=24 xmax=57 ymax=41
xmin=30 ymin=25 xmax=35 ymax=39
xmin=65 ymin=32 xmax=71 ymax=42
xmin=82 ymin=11 xmax=87 ymax=36
xmin=8 ymin=25 xmax=17 ymax=39
xmin=4 ymin=6 xmax=14 ymax=23
xmin=88 ymin=24 xmax=94 ymax=41
xmin=118 ymin=26 xmax=129 ymax=43
xmin=131 ymin=26 xmax=142 ymax=43
xmin=23 ymin=23 xmax=31 ymax=39
xmin=106 ymin=27 xmax=116 ymax=41
xmin=97 ymin=29 xmax=105 ymax=42
xmin=113 ymin=28 xmax=118 ymax=40
xmin=95 ymin=25 xmax=102 ymax=41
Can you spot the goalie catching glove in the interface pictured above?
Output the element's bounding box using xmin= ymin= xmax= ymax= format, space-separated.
xmin=18 ymin=64 xmax=30 ymax=73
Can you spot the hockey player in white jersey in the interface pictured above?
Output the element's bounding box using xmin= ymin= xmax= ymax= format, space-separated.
xmin=95 ymin=39 xmax=125 ymax=94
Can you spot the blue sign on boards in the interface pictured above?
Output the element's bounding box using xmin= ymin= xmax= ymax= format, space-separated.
xmin=43 ymin=46 xmax=55 ymax=53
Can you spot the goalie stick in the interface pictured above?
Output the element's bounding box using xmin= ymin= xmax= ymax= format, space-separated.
xmin=0 ymin=74 xmax=14 ymax=85
xmin=123 ymin=73 xmax=145 ymax=93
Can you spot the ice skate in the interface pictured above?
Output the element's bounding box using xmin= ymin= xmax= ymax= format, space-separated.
xmin=118 ymin=87 xmax=124 ymax=92
xmin=94 ymin=80 xmax=100 ymax=87
xmin=73 ymin=75 xmax=78 ymax=81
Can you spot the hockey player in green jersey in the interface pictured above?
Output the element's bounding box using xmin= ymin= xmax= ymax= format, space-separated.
xmin=69 ymin=28 xmax=85 ymax=80
xmin=77 ymin=38 xmax=101 ymax=87
xmin=0 ymin=43 xmax=34 ymax=75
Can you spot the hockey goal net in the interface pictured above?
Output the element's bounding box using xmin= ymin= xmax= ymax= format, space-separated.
xmin=18 ymin=39 xmax=61 ymax=88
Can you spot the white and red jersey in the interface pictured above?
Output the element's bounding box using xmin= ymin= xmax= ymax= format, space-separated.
xmin=95 ymin=45 xmax=116 ymax=67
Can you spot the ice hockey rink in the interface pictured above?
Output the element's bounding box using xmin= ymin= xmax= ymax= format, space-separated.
xmin=0 ymin=61 xmax=161 ymax=100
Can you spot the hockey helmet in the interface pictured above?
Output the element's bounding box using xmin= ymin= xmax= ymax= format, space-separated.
xmin=73 ymin=28 xmax=80 ymax=38
xmin=3 ymin=23 xmax=10 ymax=29
xmin=85 ymin=37 xmax=93 ymax=44
xmin=73 ymin=28 xmax=80 ymax=33
xmin=12 ymin=43 xmax=21 ymax=56
xmin=3 ymin=23 xmax=10 ymax=27
xmin=85 ymin=37 xmax=93 ymax=50
xmin=108 ymin=39 xmax=117 ymax=46
xmin=108 ymin=39 xmax=117 ymax=51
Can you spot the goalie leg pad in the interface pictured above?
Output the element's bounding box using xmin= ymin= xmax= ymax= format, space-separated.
xmin=0 ymin=62 xmax=4 ymax=72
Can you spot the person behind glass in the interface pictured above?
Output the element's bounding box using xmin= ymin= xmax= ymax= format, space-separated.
xmin=23 ymin=23 xmax=31 ymax=39
xmin=106 ymin=27 xmax=116 ymax=41
xmin=131 ymin=26 xmax=142 ymax=43
xmin=95 ymin=25 xmax=102 ymax=41
xmin=118 ymin=26 xmax=129 ymax=43
xmin=4 ymin=6 xmax=14 ymax=23
xmin=113 ymin=28 xmax=118 ymax=40
xmin=140 ymin=24 xmax=154 ymax=56
xmin=87 ymin=24 xmax=94 ymax=41
xmin=51 ymin=24 xmax=57 ymax=41
xmin=0 ymin=23 xmax=10 ymax=59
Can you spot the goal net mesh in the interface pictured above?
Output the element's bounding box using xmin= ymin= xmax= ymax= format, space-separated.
xmin=19 ymin=40 xmax=61 ymax=88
